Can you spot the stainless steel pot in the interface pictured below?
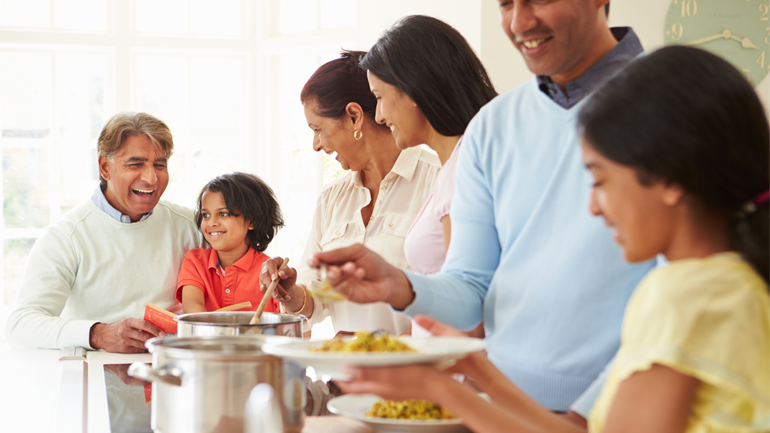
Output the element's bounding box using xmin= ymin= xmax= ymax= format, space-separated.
xmin=128 ymin=335 xmax=305 ymax=433
xmin=175 ymin=312 xmax=304 ymax=338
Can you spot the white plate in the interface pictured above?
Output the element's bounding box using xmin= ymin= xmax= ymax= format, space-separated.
xmin=327 ymin=394 xmax=472 ymax=433
xmin=261 ymin=336 xmax=486 ymax=379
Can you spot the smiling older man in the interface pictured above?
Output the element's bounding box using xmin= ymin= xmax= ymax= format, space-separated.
xmin=6 ymin=112 xmax=201 ymax=353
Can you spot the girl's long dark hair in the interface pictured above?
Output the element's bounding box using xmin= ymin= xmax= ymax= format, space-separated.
xmin=579 ymin=46 xmax=769 ymax=282
xmin=195 ymin=172 xmax=284 ymax=253
xmin=360 ymin=15 xmax=497 ymax=137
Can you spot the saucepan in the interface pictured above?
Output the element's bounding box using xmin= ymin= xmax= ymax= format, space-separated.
xmin=175 ymin=311 xmax=305 ymax=338
xmin=128 ymin=335 xmax=305 ymax=433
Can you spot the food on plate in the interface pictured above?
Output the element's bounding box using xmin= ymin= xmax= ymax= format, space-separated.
xmin=366 ymin=399 xmax=455 ymax=420
xmin=311 ymin=331 xmax=416 ymax=352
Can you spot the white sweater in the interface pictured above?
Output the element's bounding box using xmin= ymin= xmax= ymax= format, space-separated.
xmin=6 ymin=200 xmax=201 ymax=349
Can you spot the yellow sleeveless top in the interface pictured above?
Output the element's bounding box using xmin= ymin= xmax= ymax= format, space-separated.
xmin=589 ymin=253 xmax=769 ymax=432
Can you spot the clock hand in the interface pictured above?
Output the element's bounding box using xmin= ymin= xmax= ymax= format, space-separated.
xmin=684 ymin=29 xmax=730 ymax=47
xmin=729 ymin=34 xmax=758 ymax=49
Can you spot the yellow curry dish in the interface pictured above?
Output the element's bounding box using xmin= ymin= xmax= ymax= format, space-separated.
xmin=366 ymin=399 xmax=455 ymax=420
xmin=308 ymin=279 xmax=347 ymax=302
xmin=311 ymin=331 xmax=416 ymax=352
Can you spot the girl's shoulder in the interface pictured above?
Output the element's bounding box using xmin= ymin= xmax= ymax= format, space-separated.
xmin=183 ymin=247 xmax=214 ymax=262
xmin=642 ymin=252 xmax=767 ymax=303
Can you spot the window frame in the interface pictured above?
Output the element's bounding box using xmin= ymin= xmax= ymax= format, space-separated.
xmin=0 ymin=0 xmax=357 ymax=330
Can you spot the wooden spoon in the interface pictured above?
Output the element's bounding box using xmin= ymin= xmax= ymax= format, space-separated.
xmin=250 ymin=257 xmax=290 ymax=325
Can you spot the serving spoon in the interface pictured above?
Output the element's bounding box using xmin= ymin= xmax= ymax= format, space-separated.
xmin=250 ymin=257 xmax=290 ymax=324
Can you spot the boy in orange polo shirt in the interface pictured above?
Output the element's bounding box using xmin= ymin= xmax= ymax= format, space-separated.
xmin=176 ymin=173 xmax=283 ymax=313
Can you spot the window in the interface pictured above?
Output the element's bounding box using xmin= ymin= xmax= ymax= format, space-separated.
xmin=0 ymin=0 xmax=355 ymax=332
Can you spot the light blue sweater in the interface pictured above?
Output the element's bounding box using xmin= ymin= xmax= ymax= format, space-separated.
xmin=403 ymin=79 xmax=655 ymax=411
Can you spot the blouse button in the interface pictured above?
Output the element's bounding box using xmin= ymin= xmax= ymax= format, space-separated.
xmin=225 ymin=289 xmax=230 ymax=293
xmin=388 ymin=223 xmax=394 ymax=227
xmin=335 ymin=231 xmax=341 ymax=235
xmin=376 ymin=200 xmax=381 ymax=205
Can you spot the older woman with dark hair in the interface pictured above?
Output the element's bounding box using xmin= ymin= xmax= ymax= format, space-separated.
xmin=260 ymin=50 xmax=440 ymax=336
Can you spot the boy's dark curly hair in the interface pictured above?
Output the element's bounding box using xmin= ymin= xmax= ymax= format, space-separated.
xmin=195 ymin=172 xmax=284 ymax=252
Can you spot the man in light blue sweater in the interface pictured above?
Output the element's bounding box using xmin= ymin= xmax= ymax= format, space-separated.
xmin=312 ymin=0 xmax=653 ymax=418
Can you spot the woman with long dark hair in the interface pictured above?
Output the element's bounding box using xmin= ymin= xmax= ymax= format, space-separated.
xmin=362 ymin=15 xmax=497 ymax=276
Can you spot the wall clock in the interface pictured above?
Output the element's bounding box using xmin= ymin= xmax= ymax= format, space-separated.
xmin=664 ymin=0 xmax=770 ymax=87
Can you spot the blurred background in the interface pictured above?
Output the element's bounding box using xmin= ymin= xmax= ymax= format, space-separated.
xmin=1 ymin=0 xmax=768 ymax=333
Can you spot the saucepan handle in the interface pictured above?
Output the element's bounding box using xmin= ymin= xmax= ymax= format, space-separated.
xmin=128 ymin=362 xmax=183 ymax=386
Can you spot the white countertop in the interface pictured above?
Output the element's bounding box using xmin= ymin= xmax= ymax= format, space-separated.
xmin=0 ymin=342 xmax=60 ymax=433
xmin=0 ymin=341 xmax=372 ymax=433
xmin=0 ymin=341 xmax=151 ymax=433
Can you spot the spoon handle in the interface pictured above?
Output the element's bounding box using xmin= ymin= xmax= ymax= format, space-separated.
xmin=250 ymin=257 xmax=290 ymax=324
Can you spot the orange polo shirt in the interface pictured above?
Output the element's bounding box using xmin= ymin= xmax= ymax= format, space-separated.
xmin=176 ymin=247 xmax=280 ymax=313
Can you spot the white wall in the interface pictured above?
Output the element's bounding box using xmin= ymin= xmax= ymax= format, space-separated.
xmin=356 ymin=0 xmax=483 ymax=52
xmin=356 ymin=0 xmax=770 ymax=111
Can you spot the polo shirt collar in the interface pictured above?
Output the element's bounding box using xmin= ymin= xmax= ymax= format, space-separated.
xmin=207 ymin=247 xmax=256 ymax=271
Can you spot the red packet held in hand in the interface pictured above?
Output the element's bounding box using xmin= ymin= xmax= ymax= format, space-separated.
xmin=144 ymin=302 xmax=177 ymax=334
xmin=144 ymin=383 xmax=152 ymax=405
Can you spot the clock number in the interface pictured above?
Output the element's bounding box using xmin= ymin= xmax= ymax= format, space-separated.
xmin=757 ymin=51 xmax=766 ymax=68
xmin=743 ymin=69 xmax=752 ymax=84
xmin=680 ymin=0 xmax=698 ymax=17
xmin=671 ymin=23 xmax=684 ymax=40
xmin=761 ymin=4 xmax=769 ymax=21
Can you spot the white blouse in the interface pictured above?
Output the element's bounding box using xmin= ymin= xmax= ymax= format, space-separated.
xmin=297 ymin=146 xmax=440 ymax=335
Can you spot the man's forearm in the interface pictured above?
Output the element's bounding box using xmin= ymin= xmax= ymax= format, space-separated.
xmin=386 ymin=269 xmax=416 ymax=311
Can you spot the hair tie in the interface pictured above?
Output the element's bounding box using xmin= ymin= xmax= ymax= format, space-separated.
xmin=741 ymin=189 xmax=769 ymax=215
xmin=753 ymin=190 xmax=770 ymax=206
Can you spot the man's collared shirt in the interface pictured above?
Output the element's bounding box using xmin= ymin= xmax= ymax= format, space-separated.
xmin=536 ymin=27 xmax=643 ymax=109
xmin=91 ymin=186 xmax=153 ymax=223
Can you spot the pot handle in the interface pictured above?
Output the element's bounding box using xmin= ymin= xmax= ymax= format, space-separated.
xmin=128 ymin=362 xmax=183 ymax=386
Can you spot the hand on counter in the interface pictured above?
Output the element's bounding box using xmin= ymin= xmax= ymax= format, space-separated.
xmin=89 ymin=317 xmax=165 ymax=353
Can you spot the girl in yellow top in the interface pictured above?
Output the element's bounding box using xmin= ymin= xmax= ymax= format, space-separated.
xmin=335 ymin=46 xmax=770 ymax=433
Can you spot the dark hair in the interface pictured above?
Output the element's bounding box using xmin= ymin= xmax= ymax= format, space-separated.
xmin=195 ymin=172 xmax=284 ymax=253
xmin=300 ymin=50 xmax=385 ymax=130
xmin=360 ymin=15 xmax=497 ymax=137
xmin=579 ymin=46 xmax=769 ymax=282
xmin=605 ymin=2 xmax=610 ymax=17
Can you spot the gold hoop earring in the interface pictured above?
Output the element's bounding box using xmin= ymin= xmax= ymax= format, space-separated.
xmin=354 ymin=130 xmax=363 ymax=141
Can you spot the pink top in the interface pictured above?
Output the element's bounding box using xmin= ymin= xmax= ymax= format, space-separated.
xmin=404 ymin=140 xmax=462 ymax=275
